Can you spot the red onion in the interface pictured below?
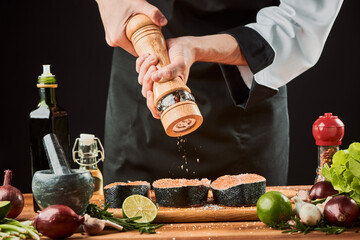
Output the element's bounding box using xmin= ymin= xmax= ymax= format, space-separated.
xmin=33 ymin=204 xmax=84 ymax=239
xmin=324 ymin=195 xmax=359 ymax=227
xmin=309 ymin=181 xmax=338 ymax=200
xmin=0 ymin=170 xmax=24 ymax=218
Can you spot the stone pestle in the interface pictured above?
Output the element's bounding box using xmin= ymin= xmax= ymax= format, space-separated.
xmin=42 ymin=133 xmax=71 ymax=175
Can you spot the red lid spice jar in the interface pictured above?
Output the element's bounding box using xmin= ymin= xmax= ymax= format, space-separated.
xmin=312 ymin=113 xmax=344 ymax=183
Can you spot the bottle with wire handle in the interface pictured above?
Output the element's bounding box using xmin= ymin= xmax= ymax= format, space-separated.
xmin=72 ymin=134 xmax=105 ymax=195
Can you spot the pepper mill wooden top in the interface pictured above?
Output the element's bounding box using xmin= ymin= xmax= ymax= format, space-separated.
xmin=126 ymin=14 xmax=202 ymax=137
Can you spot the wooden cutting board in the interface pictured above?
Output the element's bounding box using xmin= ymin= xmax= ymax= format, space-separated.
xmin=91 ymin=185 xmax=310 ymax=223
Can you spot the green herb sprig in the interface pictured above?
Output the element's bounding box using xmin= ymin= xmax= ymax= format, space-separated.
xmin=268 ymin=216 xmax=346 ymax=235
xmin=86 ymin=203 xmax=164 ymax=234
xmin=311 ymin=193 xmax=344 ymax=205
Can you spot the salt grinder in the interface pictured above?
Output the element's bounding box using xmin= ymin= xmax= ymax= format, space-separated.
xmin=126 ymin=14 xmax=203 ymax=137
xmin=312 ymin=113 xmax=344 ymax=183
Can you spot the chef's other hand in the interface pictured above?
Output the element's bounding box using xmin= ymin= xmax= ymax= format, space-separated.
xmin=136 ymin=34 xmax=247 ymax=118
xmin=146 ymin=90 xmax=160 ymax=119
xmin=136 ymin=36 xmax=196 ymax=118
xmin=96 ymin=0 xmax=168 ymax=56
xmin=136 ymin=36 xmax=195 ymax=97
xmin=135 ymin=53 xmax=162 ymax=119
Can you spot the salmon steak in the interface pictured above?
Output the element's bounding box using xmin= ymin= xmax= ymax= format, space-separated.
xmin=211 ymin=174 xmax=266 ymax=206
xmin=153 ymin=178 xmax=210 ymax=207
xmin=104 ymin=181 xmax=150 ymax=208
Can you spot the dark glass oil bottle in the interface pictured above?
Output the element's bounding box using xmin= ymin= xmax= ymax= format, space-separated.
xmin=29 ymin=65 xmax=70 ymax=211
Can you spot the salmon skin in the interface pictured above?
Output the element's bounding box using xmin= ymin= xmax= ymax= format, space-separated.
xmin=104 ymin=181 xmax=150 ymax=208
xmin=211 ymin=174 xmax=266 ymax=206
xmin=153 ymin=178 xmax=210 ymax=207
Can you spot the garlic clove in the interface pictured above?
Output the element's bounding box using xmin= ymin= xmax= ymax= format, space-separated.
xmin=299 ymin=203 xmax=322 ymax=226
xmin=83 ymin=214 xmax=105 ymax=235
xmin=83 ymin=214 xmax=123 ymax=235
xmin=292 ymin=196 xmax=306 ymax=217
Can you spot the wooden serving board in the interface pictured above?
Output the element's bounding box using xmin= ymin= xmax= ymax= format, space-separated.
xmin=91 ymin=185 xmax=310 ymax=223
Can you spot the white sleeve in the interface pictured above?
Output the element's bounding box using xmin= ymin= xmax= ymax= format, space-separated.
xmin=238 ymin=0 xmax=343 ymax=90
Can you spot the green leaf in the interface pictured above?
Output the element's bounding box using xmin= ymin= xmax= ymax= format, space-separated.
xmin=332 ymin=165 xmax=346 ymax=177
xmin=338 ymin=169 xmax=353 ymax=192
xmin=350 ymin=178 xmax=360 ymax=205
xmin=324 ymin=142 xmax=360 ymax=205
xmin=331 ymin=166 xmax=350 ymax=192
xmin=349 ymin=142 xmax=360 ymax=161
xmin=351 ymin=177 xmax=360 ymax=192
xmin=350 ymin=192 xmax=360 ymax=205
xmin=349 ymin=157 xmax=360 ymax=178
xmin=322 ymin=164 xmax=332 ymax=181
xmin=332 ymin=150 xmax=349 ymax=166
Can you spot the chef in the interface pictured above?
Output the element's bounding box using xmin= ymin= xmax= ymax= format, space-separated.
xmin=95 ymin=0 xmax=343 ymax=186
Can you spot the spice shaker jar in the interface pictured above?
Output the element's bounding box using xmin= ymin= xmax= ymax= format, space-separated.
xmin=312 ymin=113 xmax=344 ymax=183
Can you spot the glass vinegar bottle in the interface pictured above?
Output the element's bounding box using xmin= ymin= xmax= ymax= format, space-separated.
xmin=73 ymin=134 xmax=104 ymax=195
xmin=29 ymin=65 xmax=70 ymax=211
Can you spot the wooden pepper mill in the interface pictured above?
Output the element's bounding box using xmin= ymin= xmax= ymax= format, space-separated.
xmin=126 ymin=14 xmax=203 ymax=137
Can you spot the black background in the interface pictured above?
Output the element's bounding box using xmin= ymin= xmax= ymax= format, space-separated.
xmin=1 ymin=1 xmax=359 ymax=193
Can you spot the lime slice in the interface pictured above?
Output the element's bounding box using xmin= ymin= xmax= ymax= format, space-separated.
xmin=122 ymin=195 xmax=157 ymax=223
xmin=0 ymin=201 xmax=11 ymax=220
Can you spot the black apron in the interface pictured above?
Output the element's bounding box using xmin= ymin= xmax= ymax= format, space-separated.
xmin=103 ymin=0 xmax=289 ymax=186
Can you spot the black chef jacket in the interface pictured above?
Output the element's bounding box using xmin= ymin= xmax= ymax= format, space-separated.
xmin=103 ymin=0 xmax=289 ymax=186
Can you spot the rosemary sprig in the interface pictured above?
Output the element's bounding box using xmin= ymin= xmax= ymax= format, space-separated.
xmin=268 ymin=216 xmax=346 ymax=235
xmin=313 ymin=225 xmax=347 ymax=234
xmin=86 ymin=203 xmax=113 ymax=219
xmin=86 ymin=203 xmax=164 ymax=234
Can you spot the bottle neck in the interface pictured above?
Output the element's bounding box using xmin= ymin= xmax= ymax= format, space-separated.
xmin=79 ymin=157 xmax=98 ymax=170
xmin=38 ymin=87 xmax=57 ymax=106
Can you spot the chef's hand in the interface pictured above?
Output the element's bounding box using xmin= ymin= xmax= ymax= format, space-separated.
xmin=136 ymin=34 xmax=247 ymax=119
xmin=96 ymin=0 xmax=168 ymax=56
xmin=136 ymin=36 xmax=196 ymax=119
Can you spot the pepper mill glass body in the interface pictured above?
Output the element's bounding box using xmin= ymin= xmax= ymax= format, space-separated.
xmin=315 ymin=145 xmax=339 ymax=182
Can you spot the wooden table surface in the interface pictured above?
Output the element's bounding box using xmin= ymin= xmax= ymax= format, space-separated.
xmin=17 ymin=186 xmax=360 ymax=239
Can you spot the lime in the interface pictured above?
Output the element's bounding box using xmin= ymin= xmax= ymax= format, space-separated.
xmin=256 ymin=191 xmax=292 ymax=225
xmin=0 ymin=201 xmax=11 ymax=220
xmin=122 ymin=195 xmax=157 ymax=223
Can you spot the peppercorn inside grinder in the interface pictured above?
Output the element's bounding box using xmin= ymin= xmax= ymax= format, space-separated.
xmin=312 ymin=113 xmax=344 ymax=183
xmin=126 ymin=14 xmax=203 ymax=137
